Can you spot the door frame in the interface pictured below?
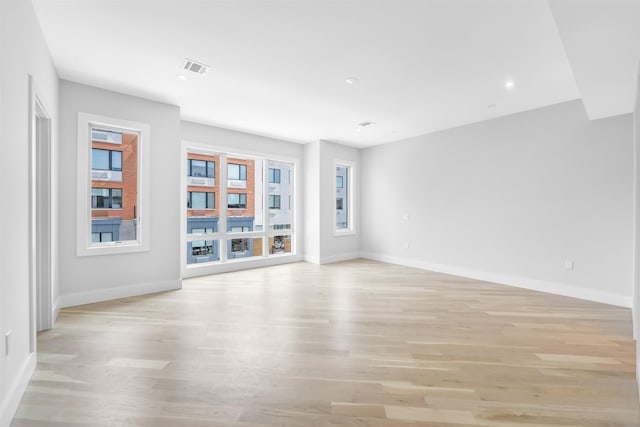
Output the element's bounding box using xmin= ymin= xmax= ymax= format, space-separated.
xmin=28 ymin=75 xmax=53 ymax=347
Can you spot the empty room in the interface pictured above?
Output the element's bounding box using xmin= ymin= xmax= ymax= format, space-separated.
xmin=1 ymin=0 xmax=640 ymax=426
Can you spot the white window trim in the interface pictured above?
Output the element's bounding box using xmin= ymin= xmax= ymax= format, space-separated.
xmin=334 ymin=159 xmax=356 ymax=237
xmin=76 ymin=113 xmax=151 ymax=256
xmin=180 ymin=140 xmax=301 ymax=277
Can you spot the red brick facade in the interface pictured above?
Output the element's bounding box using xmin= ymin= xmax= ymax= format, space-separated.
xmin=91 ymin=132 xmax=137 ymax=220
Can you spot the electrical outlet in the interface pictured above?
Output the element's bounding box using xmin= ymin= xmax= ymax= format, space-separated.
xmin=402 ymin=213 xmax=410 ymax=221
xmin=564 ymin=260 xmax=574 ymax=271
xmin=5 ymin=331 xmax=10 ymax=356
xmin=403 ymin=242 xmax=410 ymax=249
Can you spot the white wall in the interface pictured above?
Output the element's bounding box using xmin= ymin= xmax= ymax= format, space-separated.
xmin=180 ymin=120 xmax=305 ymax=275
xmin=57 ymin=81 xmax=181 ymax=307
xmin=319 ymin=141 xmax=360 ymax=263
xmin=361 ymin=100 xmax=633 ymax=307
xmin=303 ymin=141 xmax=320 ymax=263
xmin=633 ymin=65 xmax=640 ymax=392
xmin=0 ymin=1 xmax=59 ymax=425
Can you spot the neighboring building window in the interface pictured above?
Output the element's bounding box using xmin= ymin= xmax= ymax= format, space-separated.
xmin=91 ymin=188 xmax=122 ymax=209
xmin=228 ymin=163 xmax=247 ymax=180
xmin=228 ymin=193 xmax=247 ymax=209
xmin=191 ymin=227 xmax=214 ymax=234
xmin=92 ymin=149 xmax=122 ymax=171
xmin=231 ymin=238 xmax=249 ymax=253
xmin=192 ymin=240 xmax=214 ymax=256
xmin=269 ymin=168 xmax=281 ymax=183
xmin=188 ymin=191 xmax=215 ymax=209
xmin=91 ymin=232 xmax=113 ymax=243
xmin=188 ymin=159 xmax=214 ymax=178
xmin=230 ymin=226 xmax=250 ymax=232
xmin=273 ymin=224 xmax=291 ymax=230
xmin=335 ymin=161 xmax=354 ymax=233
xmin=269 ymin=194 xmax=281 ymax=209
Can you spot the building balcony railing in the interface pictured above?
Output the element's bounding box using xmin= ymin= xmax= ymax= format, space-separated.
xmin=92 ymin=169 xmax=122 ymax=182
xmin=227 ymin=179 xmax=247 ymax=189
xmin=187 ymin=176 xmax=215 ymax=187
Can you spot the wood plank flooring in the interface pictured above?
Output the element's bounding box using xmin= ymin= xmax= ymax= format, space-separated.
xmin=11 ymin=259 xmax=640 ymax=426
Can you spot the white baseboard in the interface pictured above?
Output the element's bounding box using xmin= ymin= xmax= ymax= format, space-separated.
xmin=0 ymin=352 xmax=36 ymax=427
xmin=319 ymin=252 xmax=361 ymax=265
xmin=304 ymin=255 xmax=320 ymax=264
xmin=58 ymin=279 xmax=181 ymax=309
xmin=361 ymin=252 xmax=632 ymax=308
xmin=52 ymin=297 xmax=60 ymax=324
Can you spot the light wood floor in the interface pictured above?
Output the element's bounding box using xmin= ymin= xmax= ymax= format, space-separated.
xmin=12 ymin=259 xmax=639 ymax=426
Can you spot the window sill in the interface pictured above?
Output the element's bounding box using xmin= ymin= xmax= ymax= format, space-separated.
xmin=334 ymin=230 xmax=356 ymax=237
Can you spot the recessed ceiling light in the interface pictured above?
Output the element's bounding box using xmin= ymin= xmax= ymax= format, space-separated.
xmin=177 ymin=74 xmax=187 ymax=80
xmin=505 ymin=80 xmax=515 ymax=89
xmin=345 ymin=77 xmax=358 ymax=85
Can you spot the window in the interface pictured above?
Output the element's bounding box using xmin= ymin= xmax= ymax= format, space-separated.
xmin=191 ymin=227 xmax=214 ymax=234
xmin=91 ymin=232 xmax=113 ymax=243
xmin=231 ymin=238 xmax=249 ymax=253
xmin=268 ymin=168 xmax=281 ymax=183
xmin=92 ymin=149 xmax=122 ymax=171
xmin=335 ymin=161 xmax=355 ymax=234
xmin=228 ymin=163 xmax=247 ymax=180
xmin=77 ymin=113 xmax=150 ymax=256
xmin=91 ymin=188 xmax=122 ymax=209
xmin=269 ymin=195 xmax=281 ymax=209
xmin=188 ymin=191 xmax=215 ymax=209
xmin=188 ymin=159 xmax=214 ymax=178
xmin=192 ymin=240 xmax=214 ymax=256
xmin=228 ymin=193 xmax=247 ymax=209
xmin=182 ymin=147 xmax=297 ymax=273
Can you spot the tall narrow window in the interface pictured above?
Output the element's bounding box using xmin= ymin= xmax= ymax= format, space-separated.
xmin=335 ymin=161 xmax=354 ymax=233
xmin=77 ymin=113 xmax=150 ymax=255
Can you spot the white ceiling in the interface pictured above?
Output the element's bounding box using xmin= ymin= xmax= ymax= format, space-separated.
xmin=31 ymin=0 xmax=639 ymax=148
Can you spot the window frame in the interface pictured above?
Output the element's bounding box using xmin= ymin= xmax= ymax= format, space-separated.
xmin=334 ymin=159 xmax=356 ymax=236
xmin=187 ymin=191 xmax=215 ymax=209
xmin=228 ymin=163 xmax=247 ymax=180
xmin=92 ymin=148 xmax=122 ymax=172
xmin=268 ymin=194 xmax=281 ymax=209
xmin=269 ymin=168 xmax=281 ymax=183
xmin=76 ymin=113 xmax=150 ymax=256
xmin=181 ymin=141 xmax=300 ymax=277
xmin=91 ymin=187 xmax=123 ymax=209
xmin=227 ymin=192 xmax=247 ymax=209
xmin=187 ymin=159 xmax=215 ymax=178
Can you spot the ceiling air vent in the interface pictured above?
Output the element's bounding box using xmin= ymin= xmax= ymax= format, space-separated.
xmin=358 ymin=121 xmax=375 ymax=127
xmin=183 ymin=58 xmax=210 ymax=75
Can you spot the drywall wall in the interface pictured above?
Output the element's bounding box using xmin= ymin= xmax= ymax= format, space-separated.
xmin=304 ymin=141 xmax=320 ymax=263
xmin=319 ymin=141 xmax=360 ymax=263
xmin=57 ymin=81 xmax=181 ymax=307
xmin=361 ymin=100 xmax=633 ymax=307
xmin=0 ymin=1 xmax=59 ymax=425
xmin=180 ymin=120 xmax=305 ymax=274
xmin=634 ymin=66 xmax=640 ymax=391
